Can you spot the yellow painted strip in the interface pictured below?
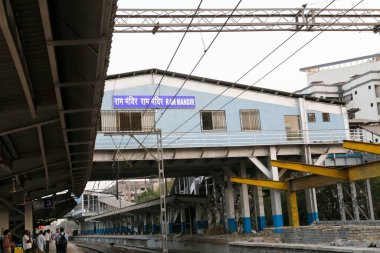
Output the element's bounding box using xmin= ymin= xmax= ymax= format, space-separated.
xmin=343 ymin=140 xmax=380 ymax=155
xmin=271 ymin=160 xmax=348 ymax=180
xmin=230 ymin=177 xmax=288 ymax=190
xmin=348 ymin=160 xmax=380 ymax=181
xmin=287 ymin=191 xmax=300 ymax=227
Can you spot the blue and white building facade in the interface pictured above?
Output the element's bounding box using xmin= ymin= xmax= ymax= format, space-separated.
xmin=91 ymin=69 xmax=362 ymax=235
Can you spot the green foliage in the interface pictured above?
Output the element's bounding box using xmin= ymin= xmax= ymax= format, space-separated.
xmin=135 ymin=189 xmax=160 ymax=203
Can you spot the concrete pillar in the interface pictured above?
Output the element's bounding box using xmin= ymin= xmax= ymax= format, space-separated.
xmin=151 ymin=213 xmax=158 ymax=234
xmin=25 ymin=202 xmax=33 ymax=232
xmin=337 ymin=183 xmax=346 ymax=221
xmin=143 ymin=213 xmax=148 ymax=234
xmin=305 ymin=188 xmax=319 ymax=224
xmin=366 ymin=179 xmax=375 ymax=220
xmin=254 ymin=186 xmax=266 ymax=231
xmin=195 ymin=205 xmax=203 ymax=234
xmin=240 ymin=160 xmax=251 ymax=233
xmin=224 ymin=171 xmax=237 ymax=233
xmin=304 ymin=146 xmax=319 ymax=224
xmin=0 ymin=205 xmax=9 ymax=234
xmin=269 ymin=146 xmax=283 ymax=233
xmin=168 ymin=210 xmax=174 ymax=234
xmin=350 ymin=182 xmax=360 ymax=220
xmin=180 ymin=208 xmax=186 ymax=234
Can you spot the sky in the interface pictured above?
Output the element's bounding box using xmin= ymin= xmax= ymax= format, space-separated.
xmin=107 ymin=0 xmax=380 ymax=92
xmin=87 ymin=0 xmax=380 ymax=190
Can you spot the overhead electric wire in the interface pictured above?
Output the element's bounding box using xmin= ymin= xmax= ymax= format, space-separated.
xmin=115 ymin=0 xmax=204 ymax=163
xmin=138 ymin=0 xmax=204 ymax=121
xmin=159 ymin=0 xmax=364 ymax=149
xmin=129 ymin=0 xmax=244 ymax=157
xmin=128 ymin=0 xmax=363 ymax=158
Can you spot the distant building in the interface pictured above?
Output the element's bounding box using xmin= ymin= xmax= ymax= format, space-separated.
xmin=296 ymin=53 xmax=380 ymax=122
xmin=102 ymin=179 xmax=158 ymax=202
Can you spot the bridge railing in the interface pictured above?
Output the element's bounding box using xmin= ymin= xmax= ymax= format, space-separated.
xmin=95 ymin=129 xmax=365 ymax=149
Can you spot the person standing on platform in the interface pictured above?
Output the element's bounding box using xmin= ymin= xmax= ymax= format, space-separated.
xmin=36 ymin=231 xmax=45 ymax=253
xmin=54 ymin=228 xmax=59 ymax=252
xmin=44 ymin=229 xmax=51 ymax=253
xmin=55 ymin=228 xmax=68 ymax=253
xmin=22 ymin=230 xmax=33 ymax=253
xmin=2 ymin=230 xmax=12 ymax=253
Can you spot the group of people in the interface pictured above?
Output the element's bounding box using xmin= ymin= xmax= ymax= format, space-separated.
xmin=2 ymin=228 xmax=68 ymax=253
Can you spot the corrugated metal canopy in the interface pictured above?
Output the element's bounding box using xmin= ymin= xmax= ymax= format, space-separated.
xmin=0 ymin=0 xmax=116 ymax=208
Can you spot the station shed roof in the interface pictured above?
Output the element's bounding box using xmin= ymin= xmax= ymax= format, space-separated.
xmin=0 ymin=0 xmax=116 ymax=209
xmin=86 ymin=194 xmax=208 ymax=221
xmin=107 ymin=68 xmax=345 ymax=105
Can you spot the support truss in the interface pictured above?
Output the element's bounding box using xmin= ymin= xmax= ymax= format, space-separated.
xmin=115 ymin=8 xmax=380 ymax=33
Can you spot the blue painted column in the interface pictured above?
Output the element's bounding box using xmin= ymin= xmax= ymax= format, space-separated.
xmin=269 ymin=147 xmax=284 ymax=233
xmin=151 ymin=213 xmax=158 ymax=234
xmin=305 ymin=147 xmax=319 ymax=225
xmin=299 ymin=99 xmax=319 ymax=225
xmin=143 ymin=213 xmax=148 ymax=234
xmin=254 ymin=186 xmax=266 ymax=231
xmin=224 ymin=170 xmax=237 ymax=233
xmin=240 ymin=160 xmax=251 ymax=234
xmin=168 ymin=209 xmax=174 ymax=234
xmin=180 ymin=208 xmax=186 ymax=234
xmin=195 ymin=205 xmax=204 ymax=234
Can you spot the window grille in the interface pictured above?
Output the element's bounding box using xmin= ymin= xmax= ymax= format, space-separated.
xmin=240 ymin=109 xmax=261 ymax=131
xmin=99 ymin=110 xmax=155 ymax=132
xmin=322 ymin=113 xmax=330 ymax=122
xmin=307 ymin=113 xmax=316 ymax=123
xmin=201 ymin=110 xmax=226 ymax=131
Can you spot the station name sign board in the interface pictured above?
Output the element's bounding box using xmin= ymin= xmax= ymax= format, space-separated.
xmin=113 ymin=95 xmax=196 ymax=109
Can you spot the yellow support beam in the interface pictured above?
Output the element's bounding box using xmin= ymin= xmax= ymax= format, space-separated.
xmin=271 ymin=160 xmax=348 ymax=180
xmin=286 ymin=191 xmax=300 ymax=227
xmin=348 ymin=160 xmax=380 ymax=181
xmin=230 ymin=177 xmax=289 ymax=190
xmin=343 ymin=140 xmax=380 ymax=155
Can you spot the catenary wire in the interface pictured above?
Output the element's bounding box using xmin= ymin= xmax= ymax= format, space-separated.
xmin=159 ymin=0 xmax=364 ymax=149
xmin=112 ymin=0 xmax=204 ymax=163
xmin=129 ymin=0 xmax=363 ymax=159
xmin=127 ymin=0 xmax=244 ymax=159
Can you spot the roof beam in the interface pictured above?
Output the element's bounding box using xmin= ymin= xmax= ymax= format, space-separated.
xmin=230 ymin=176 xmax=288 ymax=190
xmin=271 ymin=160 xmax=348 ymax=180
xmin=348 ymin=160 xmax=380 ymax=181
xmin=0 ymin=160 xmax=66 ymax=181
xmin=0 ymin=118 xmax=60 ymax=136
xmin=54 ymin=80 xmax=99 ymax=88
xmin=343 ymin=140 xmax=380 ymax=154
xmin=46 ymin=37 xmax=107 ymax=47
xmin=0 ymin=197 xmax=24 ymax=215
xmin=38 ymin=0 xmax=74 ymax=188
xmin=61 ymin=108 xmax=96 ymax=114
xmin=0 ymin=0 xmax=36 ymax=118
xmin=37 ymin=126 xmax=49 ymax=192
xmin=64 ymin=127 xmax=94 ymax=132
xmin=289 ymin=174 xmax=342 ymax=191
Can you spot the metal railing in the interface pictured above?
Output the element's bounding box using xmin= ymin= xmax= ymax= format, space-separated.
xmin=95 ymin=129 xmax=365 ymax=150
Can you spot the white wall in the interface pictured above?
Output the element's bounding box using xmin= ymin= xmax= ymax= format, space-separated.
xmin=306 ymin=61 xmax=380 ymax=85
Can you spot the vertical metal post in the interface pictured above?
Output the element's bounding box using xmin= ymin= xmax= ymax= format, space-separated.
xmin=287 ymin=191 xmax=300 ymax=227
xmin=337 ymin=183 xmax=346 ymax=221
xmin=365 ymin=179 xmax=375 ymax=220
xmin=350 ymin=182 xmax=360 ymax=220
xmin=157 ymin=131 xmax=168 ymax=253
